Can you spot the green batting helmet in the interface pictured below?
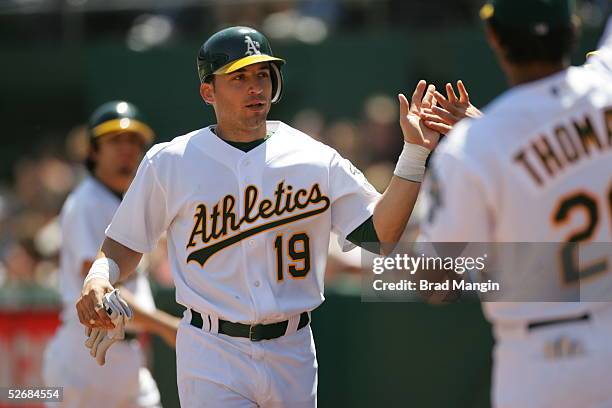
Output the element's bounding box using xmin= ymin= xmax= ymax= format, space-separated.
xmin=480 ymin=0 xmax=574 ymax=32
xmin=197 ymin=26 xmax=285 ymax=103
xmin=88 ymin=101 xmax=155 ymax=143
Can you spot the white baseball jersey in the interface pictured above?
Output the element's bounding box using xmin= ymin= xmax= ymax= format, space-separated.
xmin=45 ymin=176 xmax=160 ymax=408
xmin=419 ymin=42 xmax=612 ymax=324
xmin=106 ymin=121 xmax=379 ymax=324
xmin=586 ymin=16 xmax=612 ymax=74
xmin=58 ymin=176 xmax=155 ymax=325
xmin=422 ymin=21 xmax=612 ymax=408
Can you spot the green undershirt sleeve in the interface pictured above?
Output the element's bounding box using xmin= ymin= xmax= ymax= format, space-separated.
xmin=346 ymin=216 xmax=380 ymax=253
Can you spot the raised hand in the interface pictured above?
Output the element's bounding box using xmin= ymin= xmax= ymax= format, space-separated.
xmin=398 ymin=80 xmax=442 ymax=150
xmin=421 ymin=80 xmax=482 ymax=135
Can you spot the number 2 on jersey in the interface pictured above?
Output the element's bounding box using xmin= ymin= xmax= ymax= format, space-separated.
xmin=552 ymin=182 xmax=612 ymax=284
xmin=274 ymin=233 xmax=311 ymax=281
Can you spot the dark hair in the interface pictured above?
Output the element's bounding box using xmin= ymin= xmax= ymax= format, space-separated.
xmin=85 ymin=137 xmax=99 ymax=173
xmin=487 ymin=17 xmax=577 ymax=64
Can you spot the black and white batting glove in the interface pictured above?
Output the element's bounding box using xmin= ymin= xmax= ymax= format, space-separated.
xmin=84 ymin=289 xmax=133 ymax=365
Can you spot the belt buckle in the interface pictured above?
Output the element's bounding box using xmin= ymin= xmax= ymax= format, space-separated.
xmin=249 ymin=324 xmax=264 ymax=342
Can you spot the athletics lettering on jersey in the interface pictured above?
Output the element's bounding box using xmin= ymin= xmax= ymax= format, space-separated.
xmin=186 ymin=181 xmax=330 ymax=267
xmin=513 ymin=107 xmax=612 ymax=187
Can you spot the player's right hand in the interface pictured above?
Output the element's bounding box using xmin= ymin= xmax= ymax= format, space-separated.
xmin=398 ymin=80 xmax=441 ymax=149
xmin=76 ymin=278 xmax=116 ymax=330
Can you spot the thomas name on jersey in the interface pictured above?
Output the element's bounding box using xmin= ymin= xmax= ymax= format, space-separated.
xmin=513 ymin=107 xmax=612 ymax=187
xmin=186 ymin=180 xmax=330 ymax=267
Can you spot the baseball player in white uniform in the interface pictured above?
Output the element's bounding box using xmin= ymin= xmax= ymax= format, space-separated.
xmin=418 ymin=1 xmax=612 ymax=407
xmin=44 ymin=101 xmax=179 ymax=408
xmin=73 ymin=26 xmax=459 ymax=407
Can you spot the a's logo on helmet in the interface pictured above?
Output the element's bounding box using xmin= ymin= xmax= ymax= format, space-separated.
xmin=244 ymin=35 xmax=261 ymax=56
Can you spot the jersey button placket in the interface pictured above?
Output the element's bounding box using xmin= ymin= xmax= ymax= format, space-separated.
xmin=237 ymin=158 xmax=266 ymax=324
xmin=240 ymin=158 xmax=251 ymax=185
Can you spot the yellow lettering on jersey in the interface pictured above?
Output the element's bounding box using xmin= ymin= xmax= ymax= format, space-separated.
xmin=223 ymin=195 xmax=239 ymax=231
xmin=185 ymin=181 xmax=330 ymax=267
xmin=513 ymin=150 xmax=544 ymax=186
xmin=554 ymin=126 xmax=580 ymax=164
xmin=186 ymin=204 xmax=206 ymax=248
xmin=532 ymin=135 xmax=564 ymax=177
xmin=574 ymin=116 xmax=602 ymax=156
xmin=513 ymin=109 xmax=611 ymax=187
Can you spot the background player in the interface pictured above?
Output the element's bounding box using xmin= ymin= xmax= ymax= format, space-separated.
xmin=43 ymin=101 xmax=179 ymax=408
xmin=74 ymin=26 xmax=456 ymax=407
xmin=418 ymin=1 xmax=612 ymax=407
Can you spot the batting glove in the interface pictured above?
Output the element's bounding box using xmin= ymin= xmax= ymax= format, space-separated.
xmin=84 ymin=289 xmax=133 ymax=366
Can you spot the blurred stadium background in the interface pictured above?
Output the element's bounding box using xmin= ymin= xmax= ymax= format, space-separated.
xmin=0 ymin=0 xmax=609 ymax=407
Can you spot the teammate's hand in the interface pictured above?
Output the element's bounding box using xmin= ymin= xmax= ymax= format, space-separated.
xmin=398 ymin=80 xmax=441 ymax=149
xmin=421 ymin=80 xmax=482 ymax=134
xmin=76 ymin=278 xmax=115 ymax=330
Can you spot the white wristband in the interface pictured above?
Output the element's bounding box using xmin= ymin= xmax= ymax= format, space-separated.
xmin=84 ymin=257 xmax=120 ymax=285
xmin=393 ymin=142 xmax=431 ymax=183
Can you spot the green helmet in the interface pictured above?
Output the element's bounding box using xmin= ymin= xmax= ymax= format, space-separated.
xmin=88 ymin=101 xmax=155 ymax=143
xmin=480 ymin=0 xmax=574 ymax=32
xmin=197 ymin=26 xmax=285 ymax=103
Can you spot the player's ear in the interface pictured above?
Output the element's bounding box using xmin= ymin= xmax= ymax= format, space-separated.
xmin=86 ymin=146 xmax=98 ymax=172
xmin=484 ymin=22 xmax=514 ymax=69
xmin=200 ymin=82 xmax=215 ymax=106
xmin=484 ymin=23 xmax=503 ymax=56
xmin=89 ymin=139 xmax=99 ymax=159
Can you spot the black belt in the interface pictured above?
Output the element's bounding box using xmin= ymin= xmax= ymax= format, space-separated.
xmin=190 ymin=310 xmax=310 ymax=342
xmin=527 ymin=313 xmax=590 ymax=331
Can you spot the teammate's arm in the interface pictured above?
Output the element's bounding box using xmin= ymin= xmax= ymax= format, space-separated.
xmin=77 ymin=152 xmax=170 ymax=330
xmin=119 ymin=289 xmax=180 ymax=348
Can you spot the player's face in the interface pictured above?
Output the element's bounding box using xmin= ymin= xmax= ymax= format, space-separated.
xmin=207 ymin=62 xmax=273 ymax=131
xmin=94 ymin=131 xmax=145 ymax=178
